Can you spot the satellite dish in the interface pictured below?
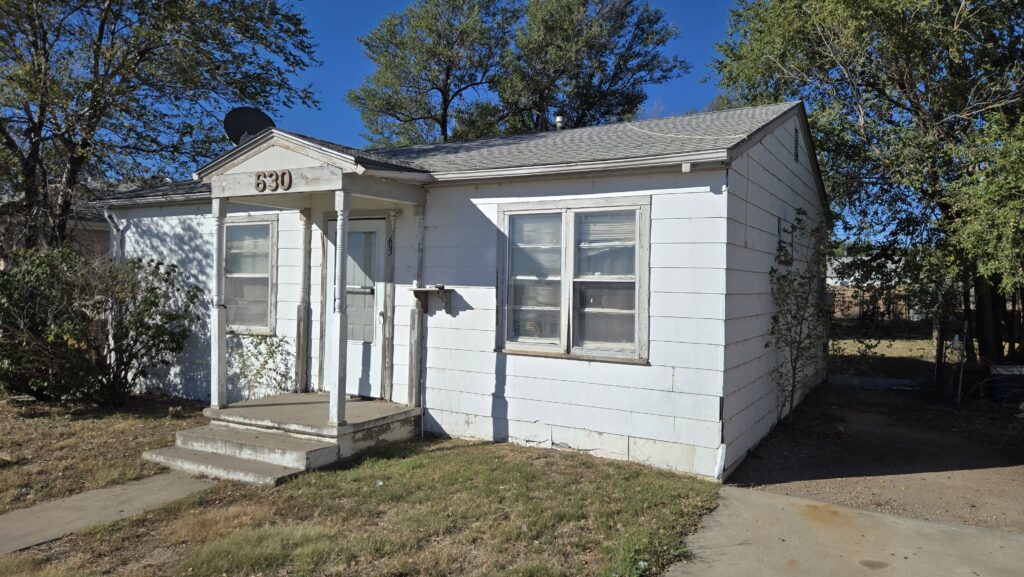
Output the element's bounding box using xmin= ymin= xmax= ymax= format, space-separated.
xmin=223 ymin=107 xmax=275 ymax=145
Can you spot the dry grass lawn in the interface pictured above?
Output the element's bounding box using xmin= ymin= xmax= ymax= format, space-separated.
xmin=830 ymin=338 xmax=935 ymax=380
xmin=0 ymin=394 xmax=206 ymax=514
xmin=1 ymin=439 xmax=719 ymax=577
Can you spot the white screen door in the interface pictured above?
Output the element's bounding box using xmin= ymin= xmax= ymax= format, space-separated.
xmin=325 ymin=219 xmax=386 ymax=398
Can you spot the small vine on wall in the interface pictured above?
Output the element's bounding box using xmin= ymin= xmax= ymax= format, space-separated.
xmin=227 ymin=334 xmax=295 ymax=398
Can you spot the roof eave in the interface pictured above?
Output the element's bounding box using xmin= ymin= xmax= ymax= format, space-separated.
xmin=94 ymin=192 xmax=212 ymax=208
xmin=427 ymin=149 xmax=731 ymax=183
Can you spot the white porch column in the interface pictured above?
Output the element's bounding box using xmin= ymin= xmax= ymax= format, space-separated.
xmin=295 ymin=208 xmax=313 ymax=392
xmin=330 ymin=190 xmax=351 ymax=425
xmin=210 ymin=198 xmax=228 ymax=408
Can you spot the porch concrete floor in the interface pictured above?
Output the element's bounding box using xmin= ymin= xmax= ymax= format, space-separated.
xmin=203 ymin=393 xmax=418 ymax=438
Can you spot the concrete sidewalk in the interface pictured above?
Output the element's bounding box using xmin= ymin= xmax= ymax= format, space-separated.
xmin=0 ymin=472 xmax=214 ymax=554
xmin=667 ymin=486 xmax=1024 ymax=577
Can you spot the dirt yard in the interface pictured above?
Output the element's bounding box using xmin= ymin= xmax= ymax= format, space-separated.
xmin=729 ymin=384 xmax=1024 ymax=532
xmin=0 ymin=394 xmax=206 ymax=514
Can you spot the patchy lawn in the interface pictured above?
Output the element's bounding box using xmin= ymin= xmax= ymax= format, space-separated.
xmin=830 ymin=338 xmax=935 ymax=380
xmin=730 ymin=384 xmax=1024 ymax=532
xmin=2 ymin=439 xmax=719 ymax=577
xmin=0 ymin=394 xmax=206 ymax=514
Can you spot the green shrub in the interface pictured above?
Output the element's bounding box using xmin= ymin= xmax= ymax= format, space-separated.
xmin=0 ymin=249 xmax=203 ymax=406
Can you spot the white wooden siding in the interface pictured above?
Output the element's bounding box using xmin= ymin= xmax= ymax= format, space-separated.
xmin=120 ymin=203 xmax=310 ymax=402
xmin=417 ymin=171 xmax=729 ymax=477
xmin=721 ymin=115 xmax=827 ymax=473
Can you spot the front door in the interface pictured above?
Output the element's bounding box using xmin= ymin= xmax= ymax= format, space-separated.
xmin=325 ymin=219 xmax=386 ymax=398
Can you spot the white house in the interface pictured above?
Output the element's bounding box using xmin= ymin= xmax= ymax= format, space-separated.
xmin=101 ymin=102 xmax=827 ymax=484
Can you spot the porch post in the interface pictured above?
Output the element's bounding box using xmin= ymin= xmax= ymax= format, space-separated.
xmin=295 ymin=208 xmax=312 ymax=392
xmin=330 ymin=190 xmax=350 ymax=425
xmin=407 ymin=203 xmax=425 ymax=408
xmin=210 ymin=197 xmax=228 ymax=408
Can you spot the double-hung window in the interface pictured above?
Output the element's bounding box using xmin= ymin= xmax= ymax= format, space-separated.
xmin=499 ymin=197 xmax=650 ymax=361
xmin=224 ymin=217 xmax=277 ymax=334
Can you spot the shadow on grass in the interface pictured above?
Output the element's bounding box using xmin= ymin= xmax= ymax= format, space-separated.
xmin=316 ymin=436 xmax=493 ymax=475
xmin=6 ymin=393 xmax=206 ymax=422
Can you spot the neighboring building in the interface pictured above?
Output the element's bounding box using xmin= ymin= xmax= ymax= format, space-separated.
xmin=100 ymin=102 xmax=827 ymax=480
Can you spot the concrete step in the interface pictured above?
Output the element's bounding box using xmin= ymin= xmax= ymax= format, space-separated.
xmin=142 ymin=446 xmax=303 ymax=487
xmin=176 ymin=426 xmax=339 ymax=470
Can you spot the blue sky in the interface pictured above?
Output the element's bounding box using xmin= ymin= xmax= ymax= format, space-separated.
xmin=276 ymin=1 xmax=737 ymax=147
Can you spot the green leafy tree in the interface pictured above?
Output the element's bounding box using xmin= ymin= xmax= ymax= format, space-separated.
xmin=950 ymin=114 xmax=1024 ymax=359
xmin=0 ymin=0 xmax=318 ymax=251
xmin=347 ymin=0 xmax=517 ymax=147
xmin=951 ymin=115 xmax=1024 ymax=294
xmin=499 ymin=0 xmax=687 ymax=133
xmin=714 ymin=0 xmax=1024 ymax=362
xmin=349 ymin=0 xmax=688 ymax=145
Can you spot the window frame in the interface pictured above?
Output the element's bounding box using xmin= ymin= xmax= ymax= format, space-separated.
xmin=496 ymin=196 xmax=650 ymax=363
xmin=223 ymin=214 xmax=278 ymax=336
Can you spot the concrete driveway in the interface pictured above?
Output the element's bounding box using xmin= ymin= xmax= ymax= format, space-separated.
xmin=666 ymin=487 xmax=1024 ymax=577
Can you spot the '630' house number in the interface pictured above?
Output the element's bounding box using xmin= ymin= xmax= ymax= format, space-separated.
xmin=253 ymin=170 xmax=292 ymax=192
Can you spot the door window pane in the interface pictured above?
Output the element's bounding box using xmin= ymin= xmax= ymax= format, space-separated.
xmin=575 ymin=211 xmax=636 ymax=277
xmin=346 ymin=231 xmax=376 ymax=287
xmin=346 ymin=230 xmax=377 ymax=343
xmin=507 ymin=214 xmax=561 ymax=344
xmin=225 ymin=223 xmax=272 ymax=330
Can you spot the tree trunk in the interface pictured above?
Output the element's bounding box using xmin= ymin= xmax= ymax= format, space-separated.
xmin=17 ymin=142 xmax=43 ymax=249
xmin=1010 ymin=290 xmax=1018 ymax=358
xmin=961 ymin=278 xmax=977 ymax=364
xmin=993 ymin=281 xmax=1006 ymax=363
xmin=974 ymin=276 xmax=998 ymax=364
xmin=52 ymin=153 xmax=86 ymax=246
xmin=1018 ymin=288 xmax=1024 ymax=360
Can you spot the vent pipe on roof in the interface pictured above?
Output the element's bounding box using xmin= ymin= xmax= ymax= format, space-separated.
xmin=555 ymin=115 xmax=564 ymax=130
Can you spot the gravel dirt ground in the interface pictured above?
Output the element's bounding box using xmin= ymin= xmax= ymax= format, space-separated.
xmin=728 ymin=384 xmax=1024 ymax=533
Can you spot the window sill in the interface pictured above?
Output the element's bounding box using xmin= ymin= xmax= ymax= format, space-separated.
xmin=228 ymin=328 xmax=275 ymax=337
xmin=495 ymin=348 xmax=649 ymax=366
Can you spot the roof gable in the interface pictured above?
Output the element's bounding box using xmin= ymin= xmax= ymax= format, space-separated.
xmin=193 ymin=129 xmax=426 ymax=181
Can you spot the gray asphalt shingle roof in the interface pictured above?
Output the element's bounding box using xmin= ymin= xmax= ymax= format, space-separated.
xmin=367 ymin=101 xmax=799 ymax=173
xmin=98 ymin=102 xmax=800 ymax=204
xmin=99 ymin=180 xmax=211 ymax=204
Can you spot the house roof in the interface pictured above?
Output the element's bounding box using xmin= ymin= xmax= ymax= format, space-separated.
xmin=366 ymin=101 xmax=800 ymax=173
xmin=98 ymin=101 xmax=807 ymax=206
xmin=98 ymin=180 xmax=212 ymax=205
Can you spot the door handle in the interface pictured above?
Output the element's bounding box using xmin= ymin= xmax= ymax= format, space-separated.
xmin=346 ymin=286 xmax=374 ymax=295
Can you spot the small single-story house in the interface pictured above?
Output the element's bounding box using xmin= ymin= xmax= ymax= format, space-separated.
xmin=101 ymin=102 xmax=826 ymax=483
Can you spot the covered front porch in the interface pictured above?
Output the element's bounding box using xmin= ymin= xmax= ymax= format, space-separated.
xmin=202 ymin=130 xmax=433 ymax=426
xmin=144 ymin=130 xmax=435 ymax=484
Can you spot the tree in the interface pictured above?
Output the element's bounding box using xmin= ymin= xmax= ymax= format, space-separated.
xmin=348 ymin=0 xmax=688 ymax=146
xmin=0 ymin=0 xmax=318 ymax=251
xmin=499 ymin=0 xmax=688 ymax=133
xmin=714 ymin=0 xmax=1024 ymax=362
xmin=951 ymin=115 xmax=1024 ymax=296
xmin=347 ymin=0 xmax=517 ymax=147
xmin=950 ymin=114 xmax=1024 ymax=358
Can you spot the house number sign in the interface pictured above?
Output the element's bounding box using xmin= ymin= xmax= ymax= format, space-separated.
xmin=253 ymin=170 xmax=292 ymax=193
